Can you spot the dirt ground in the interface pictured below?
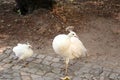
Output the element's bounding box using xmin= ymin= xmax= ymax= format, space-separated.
xmin=0 ymin=0 xmax=120 ymax=70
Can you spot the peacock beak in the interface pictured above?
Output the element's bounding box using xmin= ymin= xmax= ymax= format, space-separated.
xmin=29 ymin=45 xmax=32 ymax=48
xmin=75 ymin=35 xmax=79 ymax=38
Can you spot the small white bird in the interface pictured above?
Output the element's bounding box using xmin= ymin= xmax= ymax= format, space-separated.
xmin=52 ymin=26 xmax=87 ymax=75
xmin=13 ymin=43 xmax=33 ymax=60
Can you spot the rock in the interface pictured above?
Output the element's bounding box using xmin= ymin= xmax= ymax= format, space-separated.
xmin=36 ymin=70 xmax=46 ymax=75
xmin=43 ymin=77 xmax=54 ymax=80
xmin=51 ymin=63 xmax=61 ymax=68
xmin=73 ymin=76 xmax=82 ymax=80
xmin=37 ymin=54 xmax=45 ymax=59
xmin=3 ymin=63 xmax=13 ymax=68
xmin=74 ymin=66 xmax=90 ymax=76
xmin=27 ymin=68 xmax=38 ymax=73
xmin=26 ymin=57 xmax=34 ymax=62
xmin=52 ymin=58 xmax=60 ymax=63
xmin=12 ymin=65 xmax=22 ymax=70
xmin=27 ymin=63 xmax=38 ymax=68
xmin=83 ymin=74 xmax=93 ymax=79
xmin=14 ymin=19 xmax=18 ymax=22
xmin=21 ymin=76 xmax=31 ymax=80
xmin=100 ymin=71 xmax=111 ymax=77
xmin=90 ymin=65 xmax=103 ymax=76
xmin=13 ymin=72 xmax=20 ymax=77
xmin=44 ymin=56 xmax=53 ymax=61
xmin=21 ymin=68 xmax=29 ymax=72
xmin=4 ymin=49 xmax=12 ymax=55
xmin=2 ymin=74 xmax=13 ymax=79
xmin=100 ymin=76 xmax=109 ymax=80
xmin=109 ymin=73 xmax=119 ymax=80
xmin=52 ymin=68 xmax=61 ymax=74
xmin=21 ymin=72 xmax=30 ymax=76
xmin=41 ymin=65 xmax=51 ymax=72
xmin=31 ymin=74 xmax=43 ymax=80
xmin=45 ymin=73 xmax=58 ymax=78
xmin=42 ymin=59 xmax=52 ymax=65
xmin=1 ymin=20 xmax=4 ymax=23
xmin=12 ymin=77 xmax=22 ymax=80
xmin=32 ymin=54 xmax=38 ymax=58
xmin=2 ymin=58 xmax=12 ymax=63
xmin=32 ymin=59 xmax=42 ymax=63
xmin=7 ymin=24 xmax=11 ymax=27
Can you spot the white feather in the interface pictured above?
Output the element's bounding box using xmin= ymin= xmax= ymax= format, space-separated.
xmin=13 ymin=43 xmax=33 ymax=60
xmin=52 ymin=31 xmax=87 ymax=60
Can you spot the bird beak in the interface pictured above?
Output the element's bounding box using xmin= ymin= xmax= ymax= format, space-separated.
xmin=29 ymin=45 xmax=32 ymax=48
xmin=75 ymin=35 xmax=79 ymax=38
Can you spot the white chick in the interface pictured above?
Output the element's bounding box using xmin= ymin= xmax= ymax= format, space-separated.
xmin=13 ymin=43 xmax=33 ymax=60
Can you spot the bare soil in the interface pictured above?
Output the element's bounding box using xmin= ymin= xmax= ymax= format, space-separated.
xmin=0 ymin=0 xmax=120 ymax=70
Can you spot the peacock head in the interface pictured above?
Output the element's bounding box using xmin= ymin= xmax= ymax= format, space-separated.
xmin=26 ymin=42 xmax=32 ymax=48
xmin=66 ymin=26 xmax=78 ymax=38
xmin=28 ymin=45 xmax=32 ymax=48
xmin=68 ymin=31 xmax=78 ymax=38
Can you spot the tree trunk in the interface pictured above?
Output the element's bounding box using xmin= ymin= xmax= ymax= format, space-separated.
xmin=15 ymin=0 xmax=56 ymax=15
